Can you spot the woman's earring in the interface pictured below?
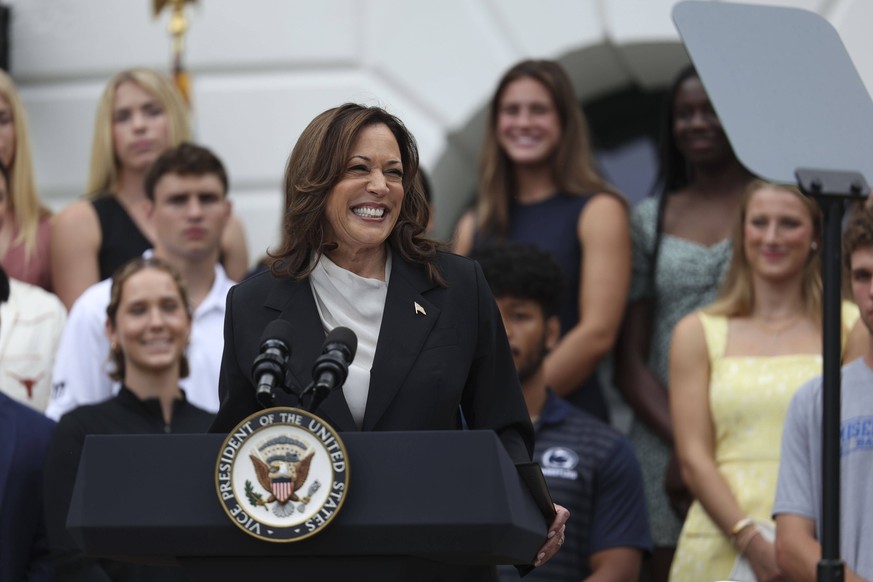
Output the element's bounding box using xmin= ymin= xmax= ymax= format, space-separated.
xmin=811 ymin=241 xmax=819 ymax=252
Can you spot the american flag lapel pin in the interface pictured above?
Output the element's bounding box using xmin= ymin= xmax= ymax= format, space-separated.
xmin=414 ymin=301 xmax=426 ymax=316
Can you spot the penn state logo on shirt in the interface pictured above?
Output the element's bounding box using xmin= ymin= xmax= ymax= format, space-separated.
xmin=540 ymin=447 xmax=579 ymax=480
xmin=215 ymin=407 xmax=349 ymax=542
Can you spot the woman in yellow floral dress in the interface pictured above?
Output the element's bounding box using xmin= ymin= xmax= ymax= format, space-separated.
xmin=667 ymin=181 xmax=867 ymax=582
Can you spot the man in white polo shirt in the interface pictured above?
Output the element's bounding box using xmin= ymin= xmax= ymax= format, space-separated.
xmin=47 ymin=143 xmax=235 ymax=420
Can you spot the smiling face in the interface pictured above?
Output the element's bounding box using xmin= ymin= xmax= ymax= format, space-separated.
xmin=112 ymin=80 xmax=170 ymax=174
xmin=743 ymin=185 xmax=817 ymax=284
xmin=672 ymin=76 xmax=733 ymax=166
xmin=106 ymin=267 xmax=191 ymax=380
xmin=496 ymin=77 xmax=562 ymax=168
xmin=323 ymin=123 xmax=404 ymax=266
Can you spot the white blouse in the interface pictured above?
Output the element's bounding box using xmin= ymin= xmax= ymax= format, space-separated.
xmin=309 ymin=252 xmax=392 ymax=428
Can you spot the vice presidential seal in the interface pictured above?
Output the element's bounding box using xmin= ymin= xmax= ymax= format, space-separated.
xmin=215 ymin=408 xmax=349 ymax=542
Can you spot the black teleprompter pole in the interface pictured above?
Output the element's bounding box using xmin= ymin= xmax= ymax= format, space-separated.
xmin=796 ymin=168 xmax=868 ymax=582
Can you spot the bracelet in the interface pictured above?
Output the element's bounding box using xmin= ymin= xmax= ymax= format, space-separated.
xmin=730 ymin=516 xmax=755 ymax=538
xmin=735 ymin=526 xmax=762 ymax=554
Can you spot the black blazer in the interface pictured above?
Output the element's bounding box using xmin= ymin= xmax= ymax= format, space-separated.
xmin=210 ymin=250 xmax=534 ymax=465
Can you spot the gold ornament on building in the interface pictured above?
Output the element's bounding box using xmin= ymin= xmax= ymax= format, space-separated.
xmin=153 ymin=0 xmax=197 ymax=105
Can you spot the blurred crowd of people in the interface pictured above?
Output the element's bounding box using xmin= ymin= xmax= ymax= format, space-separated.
xmin=1 ymin=56 xmax=872 ymax=582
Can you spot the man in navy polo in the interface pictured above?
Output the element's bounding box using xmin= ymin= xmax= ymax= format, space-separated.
xmin=474 ymin=243 xmax=651 ymax=582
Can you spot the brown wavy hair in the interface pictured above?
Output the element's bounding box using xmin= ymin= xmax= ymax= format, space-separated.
xmin=477 ymin=59 xmax=622 ymax=239
xmin=106 ymin=257 xmax=193 ymax=382
xmin=270 ymin=103 xmax=444 ymax=285
xmin=844 ymin=206 xmax=873 ymax=269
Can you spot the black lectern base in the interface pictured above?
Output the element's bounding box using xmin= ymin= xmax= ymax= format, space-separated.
xmin=69 ymin=431 xmax=544 ymax=580
xmin=179 ymin=556 xmax=497 ymax=582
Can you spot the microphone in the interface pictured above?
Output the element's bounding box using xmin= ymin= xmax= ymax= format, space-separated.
xmin=308 ymin=326 xmax=357 ymax=412
xmin=251 ymin=319 xmax=294 ymax=408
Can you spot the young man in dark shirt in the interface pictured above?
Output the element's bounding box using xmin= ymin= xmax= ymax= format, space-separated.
xmin=474 ymin=243 xmax=651 ymax=582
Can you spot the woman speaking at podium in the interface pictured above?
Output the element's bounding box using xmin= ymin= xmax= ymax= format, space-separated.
xmin=209 ymin=103 xmax=568 ymax=574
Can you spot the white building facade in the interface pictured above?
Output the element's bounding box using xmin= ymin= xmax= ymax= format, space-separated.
xmin=10 ymin=0 xmax=873 ymax=257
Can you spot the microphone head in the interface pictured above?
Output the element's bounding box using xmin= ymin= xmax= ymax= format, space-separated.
xmin=253 ymin=319 xmax=294 ymax=407
xmin=259 ymin=319 xmax=295 ymax=351
xmin=323 ymin=326 xmax=357 ymax=364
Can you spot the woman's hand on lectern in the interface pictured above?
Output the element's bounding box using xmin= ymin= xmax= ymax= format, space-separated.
xmin=534 ymin=504 xmax=570 ymax=567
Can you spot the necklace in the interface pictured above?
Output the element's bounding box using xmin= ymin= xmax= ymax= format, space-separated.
xmin=752 ymin=313 xmax=804 ymax=336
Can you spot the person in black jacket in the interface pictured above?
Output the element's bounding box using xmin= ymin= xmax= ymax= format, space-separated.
xmin=44 ymin=257 xmax=212 ymax=581
xmin=209 ymin=103 xmax=569 ymax=578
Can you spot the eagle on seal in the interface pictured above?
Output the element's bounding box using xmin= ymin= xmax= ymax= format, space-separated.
xmin=250 ymin=449 xmax=315 ymax=503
